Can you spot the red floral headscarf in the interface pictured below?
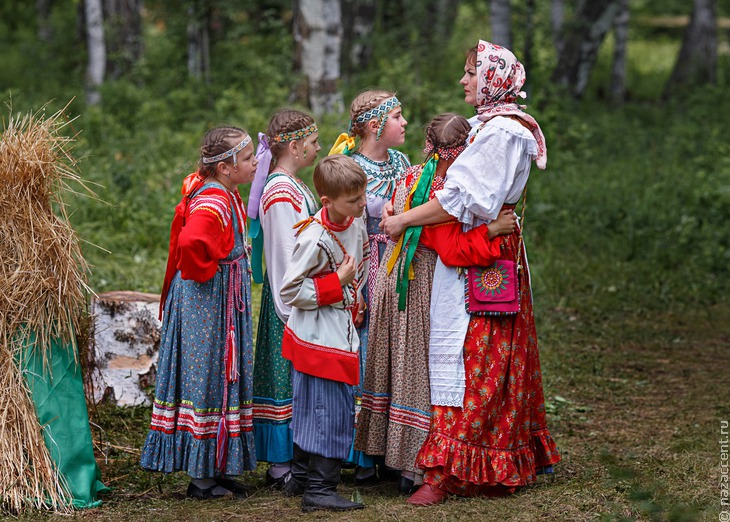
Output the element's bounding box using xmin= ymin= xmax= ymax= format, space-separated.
xmin=474 ymin=40 xmax=547 ymax=169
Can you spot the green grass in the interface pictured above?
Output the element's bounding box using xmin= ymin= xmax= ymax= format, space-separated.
xmin=12 ymin=300 xmax=726 ymax=521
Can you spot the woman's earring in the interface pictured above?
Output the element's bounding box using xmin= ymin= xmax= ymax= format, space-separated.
xmin=303 ymin=147 xmax=307 ymax=159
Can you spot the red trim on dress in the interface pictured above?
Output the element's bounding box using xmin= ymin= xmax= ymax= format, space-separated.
xmin=281 ymin=326 xmax=359 ymax=385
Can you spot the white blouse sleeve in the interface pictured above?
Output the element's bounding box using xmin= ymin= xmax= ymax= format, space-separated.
xmin=261 ymin=177 xmax=312 ymax=322
xmin=280 ymin=231 xmax=321 ymax=310
xmin=435 ymin=117 xmax=537 ymax=230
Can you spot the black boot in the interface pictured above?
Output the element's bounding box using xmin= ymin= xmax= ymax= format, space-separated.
xmin=301 ymin=454 xmax=364 ymax=512
xmin=282 ymin=444 xmax=308 ymax=497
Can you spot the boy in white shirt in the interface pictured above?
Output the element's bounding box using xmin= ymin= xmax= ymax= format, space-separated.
xmin=280 ymin=154 xmax=369 ymax=512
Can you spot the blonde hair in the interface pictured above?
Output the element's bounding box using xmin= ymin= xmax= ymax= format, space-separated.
xmin=313 ymin=155 xmax=367 ymax=199
xmin=348 ymin=89 xmax=396 ymax=138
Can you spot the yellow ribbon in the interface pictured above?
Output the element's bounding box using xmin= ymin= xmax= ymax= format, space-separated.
xmin=328 ymin=133 xmax=356 ymax=156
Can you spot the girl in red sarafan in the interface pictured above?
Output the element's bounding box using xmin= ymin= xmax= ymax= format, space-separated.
xmin=140 ymin=126 xmax=258 ymax=500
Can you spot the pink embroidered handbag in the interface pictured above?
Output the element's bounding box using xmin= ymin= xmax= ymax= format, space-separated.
xmin=464 ymin=187 xmax=527 ymax=317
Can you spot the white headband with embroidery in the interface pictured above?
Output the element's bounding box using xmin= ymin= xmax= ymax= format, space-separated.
xmin=202 ymin=135 xmax=252 ymax=167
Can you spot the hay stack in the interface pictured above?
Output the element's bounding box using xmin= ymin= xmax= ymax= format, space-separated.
xmin=0 ymin=104 xmax=92 ymax=513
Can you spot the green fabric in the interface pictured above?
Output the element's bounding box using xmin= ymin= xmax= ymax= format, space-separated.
xmin=248 ymin=217 xmax=264 ymax=284
xmin=395 ymin=156 xmax=437 ymax=310
xmin=20 ymin=334 xmax=109 ymax=509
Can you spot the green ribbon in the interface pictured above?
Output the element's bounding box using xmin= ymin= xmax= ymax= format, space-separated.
xmin=395 ymin=155 xmax=438 ymax=311
xmin=247 ymin=217 xmax=264 ymax=284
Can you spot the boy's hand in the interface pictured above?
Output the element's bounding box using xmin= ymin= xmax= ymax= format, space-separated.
xmin=488 ymin=209 xmax=517 ymax=239
xmin=354 ymin=301 xmax=366 ymax=327
xmin=337 ymin=255 xmax=356 ymax=286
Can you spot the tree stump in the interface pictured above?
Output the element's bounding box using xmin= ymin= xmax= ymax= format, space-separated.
xmin=91 ymin=291 xmax=161 ymax=406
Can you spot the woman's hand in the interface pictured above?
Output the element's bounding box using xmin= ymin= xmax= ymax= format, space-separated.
xmin=380 ymin=213 xmax=406 ymax=239
xmin=381 ymin=201 xmax=394 ymax=221
xmin=353 ymin=301 xmax=366 ymax=327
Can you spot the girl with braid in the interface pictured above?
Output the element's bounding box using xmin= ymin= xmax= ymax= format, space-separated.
xmin=247 ymin=109 xmax=321 ymax=489
xmin=355 ymin=113 xmax=517 ymax=494
xmin=329 ymin=90 xmax=410 ymax=484
xmin=141 ymin=126 xmax=258 ymax=499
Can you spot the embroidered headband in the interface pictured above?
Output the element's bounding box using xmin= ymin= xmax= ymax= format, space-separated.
xmin=352 ymin=96 xmax=401 ymax=141
xmin=202 ymin=135 xmax=252 ymax=167
xmin=271 ymin=123 xmax=318 ymax=143
xmin=423 ymin=140 xmax=467 ymax=161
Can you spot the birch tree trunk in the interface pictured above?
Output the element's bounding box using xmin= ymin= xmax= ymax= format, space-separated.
xmin=341 ymin=0 xmax=375 ymax=77
xmin=187 ymin=0 xmax=211 ymax=83
xmin=663 ymin=0 xmax=717 ymax=99
xmin=523 ymin=0 xmax=535 ymax=97
xmin=85 ymin=0 xmax=106 ymax=106
xmin=610 ymin=0 xmax=630 ymax=104
xmin=103 ymin=0 xmax=144 ymax=80
xmin=433 ymin=0 xmax=460 ymax=43
xmin=293 ymin=0 xmax=344 ymax=116
xmin=551 ymin=0 xmax=620 ymax=98
xmin=490 ymin=0 xmax=512 ymax=49
xmin=551 ymin=0 xmax=565 ymax=59
xmin=37 ymin=0 xmax=53 ymax=42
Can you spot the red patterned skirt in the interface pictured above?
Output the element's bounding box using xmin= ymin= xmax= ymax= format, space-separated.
xmin=415 ymin=240 xmax=560 ymax=496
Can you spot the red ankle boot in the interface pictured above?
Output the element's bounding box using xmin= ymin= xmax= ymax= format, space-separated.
xmin=406 ymin=484 xmax=449 ymax=506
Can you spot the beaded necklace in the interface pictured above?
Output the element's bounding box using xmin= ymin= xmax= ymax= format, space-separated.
xmin=351 ymin=150 xmax=409 ymax=200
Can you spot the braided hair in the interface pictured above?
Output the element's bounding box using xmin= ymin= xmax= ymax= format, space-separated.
xmin=424 ymin=113 xmax=470 ymax=155
xmin=266 ymin=109 xmax=316 ymax=162
xmin=348 ymin=90 xmax=395 ymax=138
xmin=198 ymin=126 xmax=248 ymax=177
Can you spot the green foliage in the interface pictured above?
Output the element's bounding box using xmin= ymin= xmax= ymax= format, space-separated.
xmin=1 ymin=2 xmax=728 ymax=314
xmin=528 ymin=86 xmax=730 ymax=318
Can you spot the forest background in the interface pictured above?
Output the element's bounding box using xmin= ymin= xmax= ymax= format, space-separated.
xmin=2 ymin=0 xmax=730 ymax=521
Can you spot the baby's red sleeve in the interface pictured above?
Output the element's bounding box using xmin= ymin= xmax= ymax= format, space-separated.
xmin=420 ymin=221 xmax=502 ymax=267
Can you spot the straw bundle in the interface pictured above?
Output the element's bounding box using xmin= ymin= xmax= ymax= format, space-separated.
xmin=0 ymin=104 xmax=93 ymax=513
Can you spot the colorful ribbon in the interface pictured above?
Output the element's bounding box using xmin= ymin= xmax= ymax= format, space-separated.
xmin=387 ymin=154 xmax=438 ymax=311
xmin=328 ymin=133 xmax=356 ymax=156
xmin=215 ymin=251 xmax=248 ymax=472
xmin=247 ymin=133 xmax=271 ymax=284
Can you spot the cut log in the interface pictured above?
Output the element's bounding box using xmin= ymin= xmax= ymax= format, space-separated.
xmin=91 ymin=291 xmax=161 ymax=406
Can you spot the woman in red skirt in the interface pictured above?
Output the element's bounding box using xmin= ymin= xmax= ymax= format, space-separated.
xmin=380 ymin=39 xmax=560 ymax=505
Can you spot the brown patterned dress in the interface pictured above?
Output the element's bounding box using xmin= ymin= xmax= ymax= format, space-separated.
xmin=354 ymin=166 xmax=440 ymax=472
